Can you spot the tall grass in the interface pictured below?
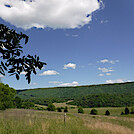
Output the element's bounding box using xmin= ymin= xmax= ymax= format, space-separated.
xmin=0 ymin=109 xmax=134 ymax=134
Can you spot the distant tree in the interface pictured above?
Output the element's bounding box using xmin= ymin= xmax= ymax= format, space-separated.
xmin=0 ymin=24 xmax=46 ymax=83
xmin=78 ymin=106 xmax=84 ymax=114
xmin=0 ymin=83 xmax=16 ymax=110
xmin=131 ymin=107 xmax=134 ymax=114
xmin=105 ymin=110 xmax=110 ymax=116
xmin=64 ymin=106 xmax=68 ymax=113
xmin=125 ymin=107 xmax=129 ymax=115
xmin=90 ymin=109 xmax=98 ymax=115
xmin=47 ymin=103 xmax=56 ymax=111
xmin=57 ymin=107 xmax=62 ymax=112
xmin=14 ymin=96 xmax=22 ymax=108
xmin=22 ymin=102 xmax=34 ymax=109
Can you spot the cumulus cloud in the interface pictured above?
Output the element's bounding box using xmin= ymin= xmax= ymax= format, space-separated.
xmin=98 ymin=74 xmax=104 ymax=77
xmin=39 ymin=70 xmax=59 ymax=76
xmin=64 ymin=63 xmax=76 ymax=69
xmin=98 ymin=67 xmax=114 ymax=73
xmin=106 ymin=79 xmax=132 ymax=84
xmin=0 ymin=0 xmax=101 ymax=29
xmin=58 ymin=81 xmax=79 ymax=87
xmin=98 ymin=59 xmax=119 ymax=64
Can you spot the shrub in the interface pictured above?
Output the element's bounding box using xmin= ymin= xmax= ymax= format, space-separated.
xmin=64 ymin=106 xmax=68 ymax=113
xmin=121 ymin=112 xmax=125 ymax=115
xmin=90 ymin=109 xmax=98 ymax=115
xmin=57 ymin=107 xmax=62 ymax=112
xmin=47 ymin=103 xmax=56 ymax=111
xmin=105 ymin=110 xmax=110 ymax=116
xmin=78 ymin=107 xmax=84 ymax=114
xmin=125 ymin=107 xmax=129 ymax=115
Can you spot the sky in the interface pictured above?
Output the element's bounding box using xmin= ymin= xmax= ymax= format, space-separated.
xmin=0 ymin=0 xmax=134 ymax=89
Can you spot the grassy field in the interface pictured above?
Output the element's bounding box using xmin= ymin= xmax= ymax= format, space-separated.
xmin=0 ymin=106 xmax=134 ymax=134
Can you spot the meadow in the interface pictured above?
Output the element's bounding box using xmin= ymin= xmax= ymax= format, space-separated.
xmin=0 ymin=106 xmax=134 ymax=134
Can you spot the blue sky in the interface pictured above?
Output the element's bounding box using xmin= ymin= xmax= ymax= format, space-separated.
xmin=0 ymin=0 xmax=134 ymax=89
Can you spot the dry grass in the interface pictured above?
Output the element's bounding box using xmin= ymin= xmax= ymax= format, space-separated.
xmin=85 ymin=119 xmax=134 ymax=134
xmin=0 ymin=108 xmax=134 ymax=134
xmin=53 ymin=100 xmax=77 ymax=108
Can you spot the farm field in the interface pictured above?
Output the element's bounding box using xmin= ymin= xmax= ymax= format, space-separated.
xmin=0 ymin=106 xmax=134 ymax=134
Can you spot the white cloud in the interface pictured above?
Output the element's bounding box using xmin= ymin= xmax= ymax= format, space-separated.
xmin=106 ymin=79 xmax=132 ymax=84
xmin=98 ymin=67 xmax=114 ymax=73
xmin=20 ymin=71 xmax=27 ymax=75
xmin=48 ymin=81 xmax=62 ymax=84
xmin=0 ymin=0 xmax=101 ymax=29
xmin=39 ymin=70 xmax=59 ymax=76
xmin=58 ymin=81 xmax=79 ymax=87
xmin=64 ymin=63 xmax=76 ymax=69
xmin=99 ymin=59 xmax=109 ymax=63
xmin=98 ymin=59 xmax=119 ymax=64
xmin=98 ymin=74 xmax=104 ymax=77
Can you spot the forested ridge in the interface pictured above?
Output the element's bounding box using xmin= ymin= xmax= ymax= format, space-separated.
xmin=16 ymin=82 xmax=134 ymax=107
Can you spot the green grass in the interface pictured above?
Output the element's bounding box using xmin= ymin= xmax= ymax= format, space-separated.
xmin=0 ymin=108 xmax=134 ymax=134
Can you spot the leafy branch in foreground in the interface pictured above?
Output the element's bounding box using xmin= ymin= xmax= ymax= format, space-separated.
xmin=0 ymin=24 xmax=46 ymax=83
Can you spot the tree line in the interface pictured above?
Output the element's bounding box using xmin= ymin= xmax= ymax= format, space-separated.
xmin=0 ymin=83 xmax=34 ymax=110
xmin=67 ymin=93 xmax=134 ymax=108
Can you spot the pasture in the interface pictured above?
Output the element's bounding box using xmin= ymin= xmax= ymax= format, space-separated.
xmin=0 ymin=106 xmax=134 ymax=134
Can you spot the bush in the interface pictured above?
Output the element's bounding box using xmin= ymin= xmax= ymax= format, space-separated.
xmin=121 ymin=112 xmax=125 ymax=115
xmin=57 ymin=107 xmax=62 ymax=112
xmin=90 ymin=109 xmax=98 ymax=115
xmin=105 ymin=110 xmax=110 ymax=116
xmin=78 ymin=107 xmax=84 ymax=114
xmin=64 ymin=106 xmax=68 ymax=113
xmin=47 ymin=103 xmax=56 ymax=111
xmin=125 ymin=107 xmax=129 ymax=115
